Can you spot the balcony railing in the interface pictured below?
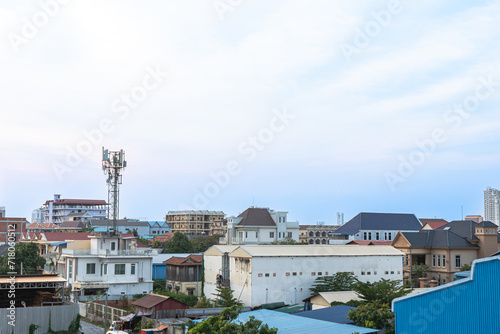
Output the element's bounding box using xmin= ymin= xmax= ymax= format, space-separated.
xmin=75 ymin=275 xmax=105 ymax=282
xmin=63 ymin=248 xmax=157 ymax=257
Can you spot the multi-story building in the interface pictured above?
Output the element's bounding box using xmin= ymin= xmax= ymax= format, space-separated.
xmin=204 ymin=245 xmax=404 ymax=307
xmin=221 ymin=207 xmax=299 ymax=245
xmin=300 ymin=224 xmax=341 ymax=244
xmin=41 ymin=194 xmax=108 ymax=225
xmin=166 ymin=210 xmax=225 ymax=236
xmin=164 ymin=255 xmax=202 ymax=296
xmin=392 ymin=220 xmax=500 ymax=285
xmin=331 ymin=212 xmax=422 ymax=242
xmin=148 ymin=221 xmax=172 ymax=235
xmin=32 ymin=207 xmax=44 ymax=223
xmin=465 ymin=215 xmax=483 ymax=223
xmin=484 ymin=187 xmax=500 ymax=226
xmin=60 ymin=234 xmax=154 ymax=297
xmin=0 ymin=207 xmax=28 ymax=244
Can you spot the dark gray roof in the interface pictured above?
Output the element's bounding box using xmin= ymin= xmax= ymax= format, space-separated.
xmin=295 ymin=305 xmax=355 ymax=324
xmin=236 ymin=208 xmax=276 ymax=227
xmin=90 ymin=219 xmax=150 ymax=227
xmin=401 ymin=230 xmax=478 ymax=248
xmin=477 ymin=220 xmax=498 ymax=227
xmin=436 ymin=221 xmax=478 ymax=240
xmin=60 ymin=221 xmax=86 ymax=228
xmin=333 ymin=213 xmax=422 ymax=235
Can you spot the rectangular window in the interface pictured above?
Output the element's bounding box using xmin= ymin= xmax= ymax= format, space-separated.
xmin=285 ymin=272 xmax=290 ymax=276
xmin=405 ymin=254 xmax=409 ymax=265
xmin=442 ymin=255 xmax=446 ymax=267
xmin=245 ymin=232 xmax=248 ymax=238
xmin=364 ymin=232 xmax=367 ymax=240
xmin=258 ymin=273 xmax=263 ymax=277
xmin=256 ymin=232 xmax=258 ymax=238
xmin=376 ymin=232 xmax=379 ymax=240
xmin=111 ymin=242 xmax=116 ymax=251
xmin=368 ymin=232 xmax=372 ymax=240
xmin=318 ymin=272 xmax=323 ymax=276
xmin=292 ymin=272 xmax=297 ymax=276
xmin=311 ymin=272 xmax=316 ymax=276
xmin=115 ymin=264 xmax=125 ymax=275
xmin=455 ymin=255 xmax=461 ymax=268
xmin=388 ymin=232 xmax=392 ymax=240
xmin=270 ymin=232 xmax=275 ymax=238
xmin=390 ymin=271 xmax=394 ymax=274
xmin=384 ymin=232 xmax=387 ymax=240
xmin=433 ymin=255 xmax=436 ymax=267
xmin=86 ymin=263 xmax=96 ymax=275
xmin=437 ymin=255 xmax=441 ymax=267
xmin=265 ymin=273 xmax=269 ymax=277
xmin=100 ymin=263 xmax=108 ymax=276
xmin=68 ymin=260 xmax=73 ymax=279
xmin=131 ymin=263 xmax=136 ymax=275
xmin=288 ymin=232 xmax=292 ymax=238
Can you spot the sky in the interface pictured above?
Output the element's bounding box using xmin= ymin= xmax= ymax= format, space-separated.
xmin=1 ymin=0 xmax=500 ymax=224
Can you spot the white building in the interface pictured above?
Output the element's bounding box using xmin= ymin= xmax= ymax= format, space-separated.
xmin=42 ymin=194 xmax=108 ymax=225
xmin=32 ymin=207 xmax=44 ymax=223
xmin=90 ymin=219 xmax=151 ymax=236
xmin=484 ymin=187 xmax=500 ymax=226
xmin=148 ymin=221 xmax=172 ymax=235
xmin=60 ymin=234 xmax=154 ymax=297
xmin=221 ymin=207 xmax=299 ymax=245
xmin=204 ymin=245 xmax=404 ymax=307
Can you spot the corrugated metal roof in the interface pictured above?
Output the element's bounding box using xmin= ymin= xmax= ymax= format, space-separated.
xmin=295 ymin=305 xmax=355 ymax=324
xmin=230 ymin=245 xmax=403 ymax=257
xmin=0 ymin=276 xmax=67 ymax=283
xmin=234 ymin=309 xmax=377 ymax=334
xmin=132 ymin=294 xmax=171 ymax=308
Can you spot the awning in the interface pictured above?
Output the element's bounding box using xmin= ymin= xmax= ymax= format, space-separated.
xmin=50 ymin=241 xmax=70 ymax=246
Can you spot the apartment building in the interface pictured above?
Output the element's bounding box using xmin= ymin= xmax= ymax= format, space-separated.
xmin=0 ymin=207 xmax=28 ymax=244
xmin=300 ymin=224 xmax=341 ymax=244
xmin=484 ymin=187 xmax=500 ymax=226
xmin=41 ymin=194 xmax=107 ymax=224
xmin=166 ymin=210 xmax=225 ymax=236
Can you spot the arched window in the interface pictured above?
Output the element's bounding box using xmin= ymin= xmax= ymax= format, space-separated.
xmin=321 ymin=239 xmax=327 ymax=244
xmin=315 ymin=239 xmax=320 ymax=244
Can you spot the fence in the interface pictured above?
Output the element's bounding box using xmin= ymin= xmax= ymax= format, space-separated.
xmin=84 ymin=300 xmax=129 ymax=324
xmin=78 ymin=293 xmax=137 ymax=302
xmin=0 ymin=304 xmax=79 ymax=334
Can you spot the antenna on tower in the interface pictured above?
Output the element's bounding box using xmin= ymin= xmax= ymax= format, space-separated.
xmin=102 ymin=147 xmax=127 ymax=235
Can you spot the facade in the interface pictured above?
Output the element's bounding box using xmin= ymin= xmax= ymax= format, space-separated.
xmin=164 ymin=255 xmax=202 ymax=296
xmin=148 ymin=221 xmax=172 ymax=235
xmin=392 ymin=255 xmax=500 ymax=334
xmin=0 ymin=208 xmax=28 ymax=244
xmin=221 ymin=207 xmax=299 ymax=245
xmin=299 ymin=224 xmax=341 ymax=244
xmin=465 ymin=215 xmax=483 ymax=223
xmin=331 ymin=212 xmax=422 ymax=242
xmin=41 ymin=194 xmax=107 ymax=224
xmin=392 ymin=220 xmax=499 ymax=285
xmin=166 ymin=210 xmax=225 ymax=236
xmin=484 ymin=187 xmax=500 ymax=226
xmin=60 ymin=234 xmax=154 ymax=296
xmin=204 ymin=245 xmax=404 ymax=307
xmin=32 ymin=207 xmax=44 ymax=223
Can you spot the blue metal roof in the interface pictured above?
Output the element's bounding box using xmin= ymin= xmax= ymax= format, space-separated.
xmin=50 ymin=241 xmax=69 ymax=246
xmin=294 ymin=305 xmax=355 ymax=324
xmin=333 ymin=212 xmax=422 ymax=235
xmin=234 ymin=309 xmax=377 ymax=334
xmin=393 ymin=255 xmax=500 ymax=334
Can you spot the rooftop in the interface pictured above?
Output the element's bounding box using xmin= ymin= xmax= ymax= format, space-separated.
xmin=164 ymin=254 xmax=202 ymax=265
xmin=333 ymin=212 xmax=422 ymax=235
xmin=234 ymin=207 xmax=276 ymax=227
xmin=166 ymin=210 xmax=225 ymax=216
xmin=132 ymin=293 xmax=173 ymax=308
xmin=230 ymin=245 xmax=403 ymax=257
xmin=398 ymin=230 xmax=478 ymax=248
xmin=44 ymin=199 xmax=107 ymax=206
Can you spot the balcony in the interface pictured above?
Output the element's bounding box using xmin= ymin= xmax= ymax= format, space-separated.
xmin=62 ymin=248 xmax=157 ymax=257
xmin=75 ymin=275 xmax=105 ymax=283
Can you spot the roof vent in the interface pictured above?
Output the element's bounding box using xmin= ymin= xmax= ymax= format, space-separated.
xmin=444 ymin=227 xmax=451 ymax=230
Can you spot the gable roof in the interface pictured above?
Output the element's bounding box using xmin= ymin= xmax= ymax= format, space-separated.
xmin=235 ymin=208 xmax=276 ymax=227
xmin=436 ymin=220 xmax=478 ymax=240
xmin=400 ymin=230 xmax=478 ymax=248
xmin=153 ymin=232 xmax=175 ymax=243
xmin=132 ymin=293 xmax=180 ymax=308
xmin=60 ymin=221 xmax=86 ymax=228
xmin=419 ymin=219 xmax=449 ymax=230
xmin=333 ymin=213 xmax=422 ymax=235
xmin=41 ymin=232 xmax=91 ymax=242
xmin=164 ymin=254 xmax=202 ymax=265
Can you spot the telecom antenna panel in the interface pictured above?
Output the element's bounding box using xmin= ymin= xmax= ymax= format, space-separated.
xmin=102 ymin=147 xmax=127 ymax=235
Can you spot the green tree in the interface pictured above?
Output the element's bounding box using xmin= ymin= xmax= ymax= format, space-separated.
xmin=270 ymin=237 xmax=300 ymax=245
xmin=411 ymin=263 xmax=429 ymax=279
xmin=188 ymin=305 xmax=277 ymax=334
xmin=0 ymin=243 xmax=46 ymax=275
xmin=194 ymin=296 xmax=214 ymax=308
xmin=212 ymin=288 xmax=242 ymax=307
xmin=164 ymin=232 xmax=193 ymax=253
xmin=191 ymin=234 xmax=223 ymax=253
xmin=348 ymin=301 xmax=395 ymax=334
xmin=352 ymin=278 xmax=412 ymax=305
xmin=460 ymin=263 xmax=471 ymax=271
xmin=309 ymin=272 xmax=356 ymax=294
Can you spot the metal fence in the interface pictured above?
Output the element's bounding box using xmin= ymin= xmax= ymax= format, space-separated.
xmin=0 ymin=304 xmax=79 ymax=334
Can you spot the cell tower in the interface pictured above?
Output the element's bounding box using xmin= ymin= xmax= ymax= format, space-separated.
xmin=102 ymin=147 xmax=127 ymax=235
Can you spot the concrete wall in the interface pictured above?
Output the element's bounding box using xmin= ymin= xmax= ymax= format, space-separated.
xmin=204 ymin=255 xmax=223 ymax=299
xmin=231 ymin=255 xmax=403 ymax=307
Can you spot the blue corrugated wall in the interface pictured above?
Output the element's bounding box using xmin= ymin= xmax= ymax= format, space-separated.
xmin=393 ymin=256 xmax=500 ymax=334
xmin=152 ymin=263 xmax=166 ymax=280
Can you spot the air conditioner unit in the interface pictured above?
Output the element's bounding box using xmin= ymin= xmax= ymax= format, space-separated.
xmin=139 ymin=277 xmax=144 ymax=282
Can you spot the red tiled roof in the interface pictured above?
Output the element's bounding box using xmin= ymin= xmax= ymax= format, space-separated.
xmin=42 ymin=232 xmax=91 ymax=242
xmin=44 ymin=199 xmax=107 ymax=206
xmin=44 ymin=222 xmax=59 ymax=229
xmin=419 ymin=219 xmax=449 ymax=230
xmin=153 ymin=232 xmax=174 ymax=243
xmin=346 ymin=240 xmax=393 ymax=245
xmin=164 ymin=254 xmax=202 ymax=266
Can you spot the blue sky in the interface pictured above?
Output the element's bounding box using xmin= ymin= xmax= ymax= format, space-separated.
xmin=0 ymin=0 xmax=499 ymax=224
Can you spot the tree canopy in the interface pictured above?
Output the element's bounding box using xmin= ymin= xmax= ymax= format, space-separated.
xmin=212 ymin=288 xmax=242 ymax=308
xmin=352 ymin=278 xmax=412 ymax=305
xmin=309 ymin=272 xmax=357 ymax=294
xmin=348 ymin=301 xmax=395 ymax=334
xmin=160 ymin=233 xmax=222 ymax=253
xmin=188 ymin=305 xmax=277 ymax=334
xmin=0 ymin=242 xmax=45 ymax=275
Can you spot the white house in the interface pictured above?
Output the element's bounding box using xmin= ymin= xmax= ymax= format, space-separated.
xmin=60 ymin=234 xmax=154 ymax=297
xmin=221 ymin=207 xmax=299 ymax=245
xmin=204 ymin=245 xmax=404 ymax=307
xmin=41 ymin=194 xmax=108 ymax=224
xmin=331 ymin=212 xmax=423 ymax=242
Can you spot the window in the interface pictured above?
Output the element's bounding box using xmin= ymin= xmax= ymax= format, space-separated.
xmin=455 ymin=255 xmax=461 ymax=268
xmin=318 ymin=272 xmax=323 ymax=276
xmin=68 ymin=260 xmax=73 ymax=279
xmin=390 ymin=271 xmax=394 ymax=274
xmin=115 ymin=264 xmax=125 ymax=275
xmin=120 ymin=291 xmax=126 ymax=295
xmin=311 ymin=272 xmax=316 ymax=276
xmin=364 ymin=232 xmax=367 ymax=240
xmin=256 ymin=232 xmax=258 ymax=238
xmin=286 ymin=272 xmax=290 ymax=276
xmin=442 ymin=255 xmax=446 ymax=267
xmin=433 ymin=255 xmax=436 ymax=267
xmin=101 ymin=263 xmax=108 ymax=276
xmin=273 ymin=273 xmax=276 ymax=277
xmin=405 ymin=254 xmax=409 ymax=265
xmin=245 ymin=232 xmax=248 ymax=238
xmin=265 ymin=273 xmax=269 ymax=277
xmin=325 ymin=272 xmax=328 ymax=275
xmin=388 ymin=232 xmax=392 ymax=240
xmin=367 ymin=272 xmax=371 ymax=275
xmin=292 ymin=272 xmax=297 ymax=276
xmin=361 ymin=272 xmax=366 ymax=275
xmin=86 ymin=263 xmax=96 ymax=275
xmin=131 ymin=263 xmax=136 ymax=275
xmin=288 ymin=232 xmax=292 ymax=238
xmin=368 ymin=232 xmax=372 ymax=240
xmin=258 ymin=273 xmax=263 ymax=277
xmin=437 ymin=255 xmax=441 ymax=267
xmin=270 ymin=231 xmax=275 ymax=238
xmin=385 ymin=271 xmax=389 ymax=275
xmin=111 ymin=242 xmax=116 ymax=251
xmin=376 ymin=232 xmax=379 ymax=240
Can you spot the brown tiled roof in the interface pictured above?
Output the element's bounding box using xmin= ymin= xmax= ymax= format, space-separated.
xmin=153 ymin=232 xmax=175 ymax=243
xmin=164 ymin=255 xmax=202 ymax=266
xmin=42 ymin=232 xmax=91 ymax=241
xmin=132 ymin=293 xmax=171 ymax=308
xmin=236 ymin=208 xmax=276 ymax=227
